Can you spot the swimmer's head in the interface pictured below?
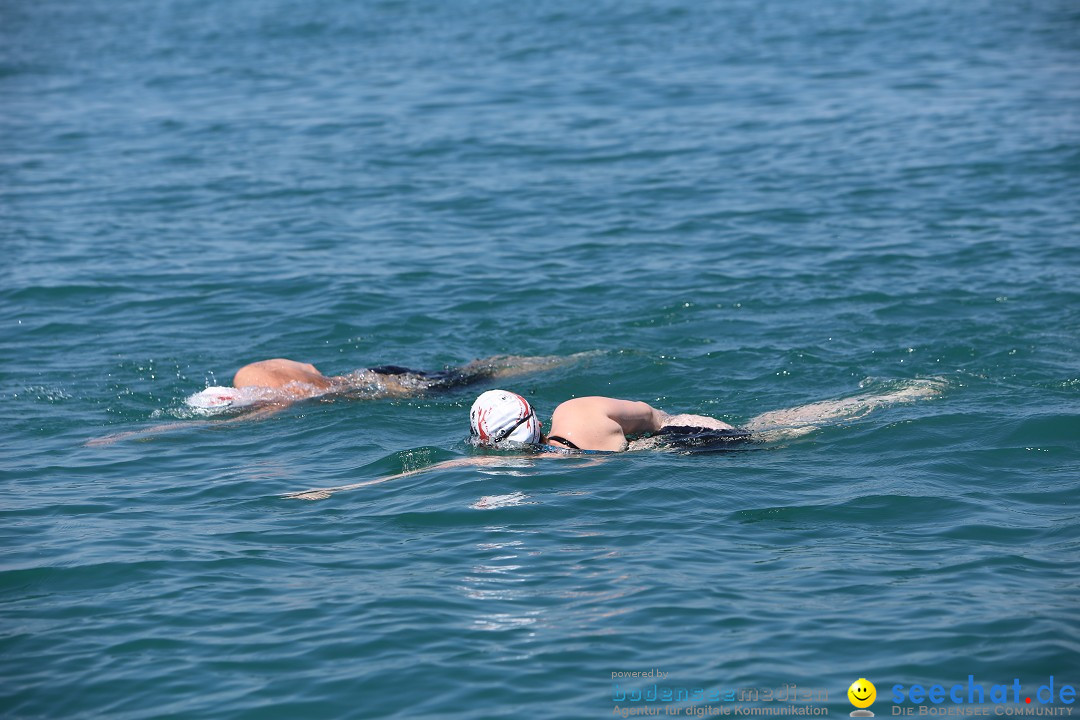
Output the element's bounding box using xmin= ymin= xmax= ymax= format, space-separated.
xmin=186 ymin=386 xmax=239 ymax=410
xmin=470 ymin=390 xmax=542 ymax=445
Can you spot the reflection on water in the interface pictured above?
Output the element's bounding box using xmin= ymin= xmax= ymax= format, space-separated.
xmin=461 ymin=534 xmax=535 ymax=631
xmin=458 ymin=526 xmax=645 ymax=636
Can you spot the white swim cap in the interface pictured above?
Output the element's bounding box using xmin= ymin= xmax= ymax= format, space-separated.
xmin=470 ymin=390 xmax=542 ymax=445
xmin=185 ymin=386 xmax=240 ymax=410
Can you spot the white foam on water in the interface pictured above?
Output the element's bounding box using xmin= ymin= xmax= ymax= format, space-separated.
xmin=470 ymin=491 xmax=534 ymax=510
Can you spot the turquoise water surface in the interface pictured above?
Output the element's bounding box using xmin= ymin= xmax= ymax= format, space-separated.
xmin=2 ymin=0 xmax=1078 ymax=718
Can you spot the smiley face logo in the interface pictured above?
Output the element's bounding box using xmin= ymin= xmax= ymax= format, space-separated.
xmin=848 ymin=678 xmax=877 ymax=712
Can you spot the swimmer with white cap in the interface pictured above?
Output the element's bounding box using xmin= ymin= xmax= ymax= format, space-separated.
xmin=185 ymin=355 xmax=582 ymax=412
xmin=89 ymin=354 xmax=589 ymax=446
xmin=470 ymin=389 xmax=742 ymax=453
xmin=285 ymin=379 xmax=946 ymax=499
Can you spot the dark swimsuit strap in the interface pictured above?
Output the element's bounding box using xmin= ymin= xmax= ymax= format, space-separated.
xmin=546 ymin=435 xmax=581 ymax=450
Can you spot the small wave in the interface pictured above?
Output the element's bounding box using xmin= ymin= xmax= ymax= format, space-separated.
xmin=470 ymin=491 xmax=535 ymax=510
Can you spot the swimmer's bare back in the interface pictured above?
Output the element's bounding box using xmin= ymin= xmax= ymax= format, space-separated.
xmin=233 ymin=358 xmax=336 ymax=393
xmin=234 ymin=354 xmax=588 ymax=400
xmin=85 ymin=353 xmax=594 ymax=446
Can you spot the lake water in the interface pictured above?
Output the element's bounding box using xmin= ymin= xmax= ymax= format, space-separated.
xmin=2 ymin=0 xmax=1078 ymax=717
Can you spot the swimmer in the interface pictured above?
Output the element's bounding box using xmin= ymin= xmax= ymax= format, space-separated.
xmin=284 ymin=390 xmax=750 ymax=499
xmin=284 ymin=377 xmax=946 ymax=500
xmin=187 ymin=355 xmax=577 ymax=410
xmin=469 ymin=376 xmax=949 ymax=452
xmin=469 ymin=389 xmax=751 ymax=453
xmin=87 ymin=353 xmax=591 ymax=446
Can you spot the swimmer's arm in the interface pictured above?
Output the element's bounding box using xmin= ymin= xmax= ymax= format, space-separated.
xmin=586 ymin=400 xmax=734 ymax=433
xmin=84 ymin=420 xmax=212 ymax=447
xmin=549 ymin=397 xmax=735 ymax=451
xmin=83 ymin=403 xmax=289 ymax=447
xmin=282 ymin=456 xmax=511 ymax=500
xmin=549 ymin=396 xmax=670 ymax=451
xmin=284 ymin=451 xmax=604 ymax=501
